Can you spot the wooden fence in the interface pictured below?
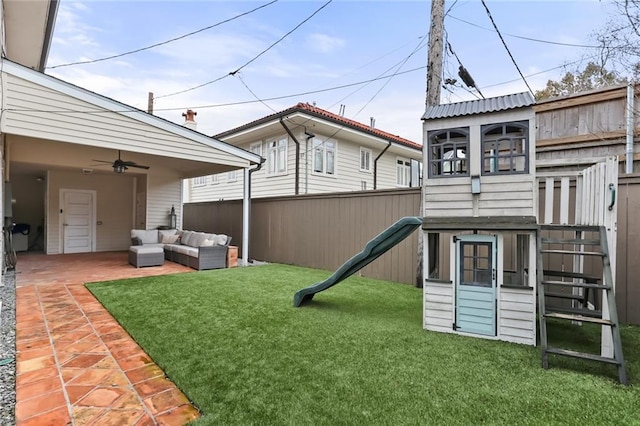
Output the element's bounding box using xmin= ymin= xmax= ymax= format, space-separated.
xmin=184 ymin=178 xmax=640 ymax=325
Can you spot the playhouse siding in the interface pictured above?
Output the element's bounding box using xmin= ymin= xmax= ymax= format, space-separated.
xmin=1 ymin=71 xmax=249 ymax=168
xmin=498 ymin=288 xmax=536 ymax=345
xmin=424 ymin=176 xmax=535 ymax=217
xmin=423 ymin=282 xmax=454 ymax=332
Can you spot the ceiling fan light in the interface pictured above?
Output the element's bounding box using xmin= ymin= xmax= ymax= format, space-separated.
xmin=113 ymin=164 xmax=126 ymax=174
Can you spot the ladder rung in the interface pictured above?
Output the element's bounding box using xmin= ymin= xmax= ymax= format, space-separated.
xmin=541 ymin=238 xmax=601 ymax=245
xmin=539 ymin=224 xmax=602 ymax=232
xmin=541 ymin=280 xmax=609 ymax=290
xmin=540 ymin=249 xmax=605 ymax=256
xmin=541 ymin=270 xmax=600 ymax=281
xmin=544 ymin=292 xmax=587 ymax=301
xmin=544 ymin=312 xmax=613 ymax=325
xmin=545 ymin=347 xmax=620 ymax=365
xmin=545 ymin=306 xmax=601 ymax=318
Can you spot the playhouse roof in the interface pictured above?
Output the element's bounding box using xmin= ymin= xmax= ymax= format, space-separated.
xmin=422 ymin=92 xmax=535 ymax=120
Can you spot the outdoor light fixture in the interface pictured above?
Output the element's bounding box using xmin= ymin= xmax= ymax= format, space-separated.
xmin=471 ymin=175 xmax=481 ymax=194
xmin=113 ymin=164 xmax=126 ymax=174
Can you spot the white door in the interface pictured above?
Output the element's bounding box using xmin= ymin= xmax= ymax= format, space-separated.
xmin=62 ymin=190 xmax=95 ymax=253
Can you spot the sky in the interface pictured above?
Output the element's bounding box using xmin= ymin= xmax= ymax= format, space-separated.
xmin=46 ymin=0 xmax=622 ymax=144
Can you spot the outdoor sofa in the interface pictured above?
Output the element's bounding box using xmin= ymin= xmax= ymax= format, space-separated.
xmin=130 ymin=228 xmax=231 ymax=270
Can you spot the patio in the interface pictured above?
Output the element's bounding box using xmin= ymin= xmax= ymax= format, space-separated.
xmin=13 ymin=251 xmax=200 ymax=425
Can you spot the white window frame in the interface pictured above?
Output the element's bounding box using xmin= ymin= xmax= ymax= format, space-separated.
xmin=267 ymin=138 xmax=288 ymax=176
xmin=312 ymin=139 xmax=337 ymax=176
xmin=193 ymin=176 xmax=208 ymax=187
xmin=249 ymin=141 xmax=263 ymax=157
xmin=360 ymin=147 xmax=372 ymax=173
xmin=210 ymin=174 xmax=219 ymax=185
xmin=227 ymin=170 xmax=238 ymax=183
xmin=396 ymin=157 xmax=411 ymax=187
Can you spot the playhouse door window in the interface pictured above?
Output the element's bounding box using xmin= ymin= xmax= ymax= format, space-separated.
xmin=455 ymin=235 xmax=497 ymax=336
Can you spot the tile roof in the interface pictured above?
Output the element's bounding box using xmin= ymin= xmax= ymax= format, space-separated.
xmin=422 ymin=92 xmax=535 ymax=120
xmin=214 ymin=102 xmax=422 ymax=150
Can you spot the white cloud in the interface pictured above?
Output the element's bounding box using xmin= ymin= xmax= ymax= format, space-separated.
xmin=305 ymin=33 xmax=345 ymax=54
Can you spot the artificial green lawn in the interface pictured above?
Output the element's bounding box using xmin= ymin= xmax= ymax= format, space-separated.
xmin=86 ymin=264 xmax=639 ymax=425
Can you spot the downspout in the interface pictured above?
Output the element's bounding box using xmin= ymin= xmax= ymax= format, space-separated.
xmin=373 ymin=141 xmax=392 ymax=190
xmin=304 ymin=130 xmax=315 ymax=194
xmin=279 ymin=118 xmax=300 ymax=195
xmin=242 ymin=160 xmax=264 ymax=266
xmin=626 ymin=82 xmax=635 ymax=174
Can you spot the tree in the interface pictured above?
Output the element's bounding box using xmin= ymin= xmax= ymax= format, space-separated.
xmin=534 ymin=62 xmax=626 ymax=101
xmin=593 ymin=0 xmax=640 ymax=76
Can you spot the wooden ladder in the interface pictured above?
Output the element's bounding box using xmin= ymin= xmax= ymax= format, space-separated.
xmin=536 ymin=224 xmax=627 ymax=385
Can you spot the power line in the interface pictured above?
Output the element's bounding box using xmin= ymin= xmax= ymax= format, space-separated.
xmin=157 ymin=0 xmax=333 ymax=99
xmin=479 ymin=0 xmax=534 ymax=97
xmin=448 ymin=14 xmax=603 ymax=49
xmin=47 ymin=0 xmax=279 ymax=69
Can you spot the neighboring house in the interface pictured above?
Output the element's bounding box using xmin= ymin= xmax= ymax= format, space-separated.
xmin=185 ymin=103 xmax=422 ymax=202
xmin=0 ymin=1 xmax=262 ymax=268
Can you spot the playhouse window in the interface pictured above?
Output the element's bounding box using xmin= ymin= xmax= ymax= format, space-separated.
xmin=427 ymin=128 xmax=469 ymax=178
xmin=482 ymin=121 xmax=528 ymax=175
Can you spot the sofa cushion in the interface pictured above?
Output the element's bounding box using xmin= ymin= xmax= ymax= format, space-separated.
xmin=158 ymin=229 xmax=178 ymax=241
xmin=131 ymin=229 xmax=160 ymax=245
xmin=190 ymin=232 xmax=209 ymax=248
xmin=161 ymin=233 xmax=180 ymax=244
xmin=181 ymin=231 xmax=195 ymax=246
xmin=200 ymin=239 xmax=215 ymax=247
xmin=215 ymin=234 xmax=229 ymax=245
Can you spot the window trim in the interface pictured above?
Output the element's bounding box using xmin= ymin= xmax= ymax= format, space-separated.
xmin=210 ymin=174 xmax=219 ymax=185
xmin=249 ymin=141 xmax=263 ymax=157
xmin=192 ymin=176 xmax=208 ymax=187
xmin=227 ymin=170 xmax=238 ymax=183
xmin=427 ymin=127 xmax=470 ymax=179
xmin=266 ymin=137 xmax=288 ymax=176
xmin=396 ymin=157 xmax=411 ymax=187
xmin=359 ymin=147 xmax=372 ymax=173
xmin=311 ymin=139 xmax=337 ymax=177
xmin=481 ymin=121 xmax=529 ymax=176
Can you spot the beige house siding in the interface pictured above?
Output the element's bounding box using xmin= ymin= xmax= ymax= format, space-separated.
xmin=187 ymin=127 xmax=420 ymax=201
xmin=147 ymin=174 xmax=183 ymax=230
xmin=1 ymin=67 xmax=252 ymax=171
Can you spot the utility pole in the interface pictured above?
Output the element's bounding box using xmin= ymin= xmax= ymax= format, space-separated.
xmin=417 ymin=0 xmax=445 ymax=287
xmin=147 ymin=92 xmax=154 ymax=114
xmin=426 ymin=0 xmax=445 ymax=107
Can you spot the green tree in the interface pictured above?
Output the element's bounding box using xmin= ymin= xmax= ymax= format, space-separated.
xmin=535 ymin=62 xmax=626 ymax=101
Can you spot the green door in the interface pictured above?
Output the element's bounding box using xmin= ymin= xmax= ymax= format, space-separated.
xmin=455 ymin=235 xmax=497 ymax=336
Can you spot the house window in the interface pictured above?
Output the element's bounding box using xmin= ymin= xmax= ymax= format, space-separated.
xmin=482 ymin=121 xmax=529 ymax=175
xmin=361 ymin=181 xmax=368 ymax=191
xmin=396 ymin=157 xmax=411 ymax=187
xmin=360 ymin=147 xmax=372 ymax=172
xmin=227 ymin=170 xmax=238 ymax=183
xmin=210 ymin=174 xmax=219 ymax=185
xmin=267 ymin=138 xmax=287 ymax=175
xmin=313 ymin=139 xmax=336 ymax=175
xmin=193 ymin=176 xmax=207 ymax=187
xmin=249 ymin=142 xmax=262 ymax=157
xmin=427 ymin=128 xmax=469 ymax=178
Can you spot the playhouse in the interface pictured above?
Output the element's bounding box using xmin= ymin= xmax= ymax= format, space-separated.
xmin=419 ymin=92 xmax=626 ymax=383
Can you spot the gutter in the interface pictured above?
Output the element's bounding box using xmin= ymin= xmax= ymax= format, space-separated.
xmin=279 ymin=118 xmax=300 ymax=195
xmin=373 ymin=140 xmax=392 ymax=190
xmin=38 ymin=0 xmax=60 ymax=71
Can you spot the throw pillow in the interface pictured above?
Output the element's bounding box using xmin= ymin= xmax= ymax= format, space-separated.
xmin=199 ymin=239 xmax=215 ymax=247
xmin=215 ymin=234 xmax=228 ymax=245
xmin=161 ymin=234 xmax=180 ymax=244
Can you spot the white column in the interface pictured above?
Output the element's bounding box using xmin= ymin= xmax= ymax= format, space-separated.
xmin=242 ymin=168 xmax=250 ymax=266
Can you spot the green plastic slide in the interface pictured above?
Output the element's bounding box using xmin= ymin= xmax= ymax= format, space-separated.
xmin=293 ymin=216 xmax=423 ymax=307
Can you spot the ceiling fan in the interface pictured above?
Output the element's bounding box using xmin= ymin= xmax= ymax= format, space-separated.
xmin=92 ymin=150 xmax=150 ymax=174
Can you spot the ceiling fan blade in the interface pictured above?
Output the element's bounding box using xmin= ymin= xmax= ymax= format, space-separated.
xmin=127 ymin=164 xmax=150 ymax=170
xmin=91 ymin=159 xmax=113 ymax=164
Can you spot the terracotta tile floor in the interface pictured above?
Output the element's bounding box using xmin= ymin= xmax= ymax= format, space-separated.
xmin=14 ymin=251 xmax=201 ymax=425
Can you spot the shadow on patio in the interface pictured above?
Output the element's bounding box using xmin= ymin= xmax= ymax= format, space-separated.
xmin=14 ymin=251 xmax=199 ymax=425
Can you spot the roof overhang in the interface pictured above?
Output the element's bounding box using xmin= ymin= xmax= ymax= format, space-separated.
xmin=1 ymin=59 xmax=263 ymax=178
xmin=3 ymin=0 xmax=59 ymax=71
